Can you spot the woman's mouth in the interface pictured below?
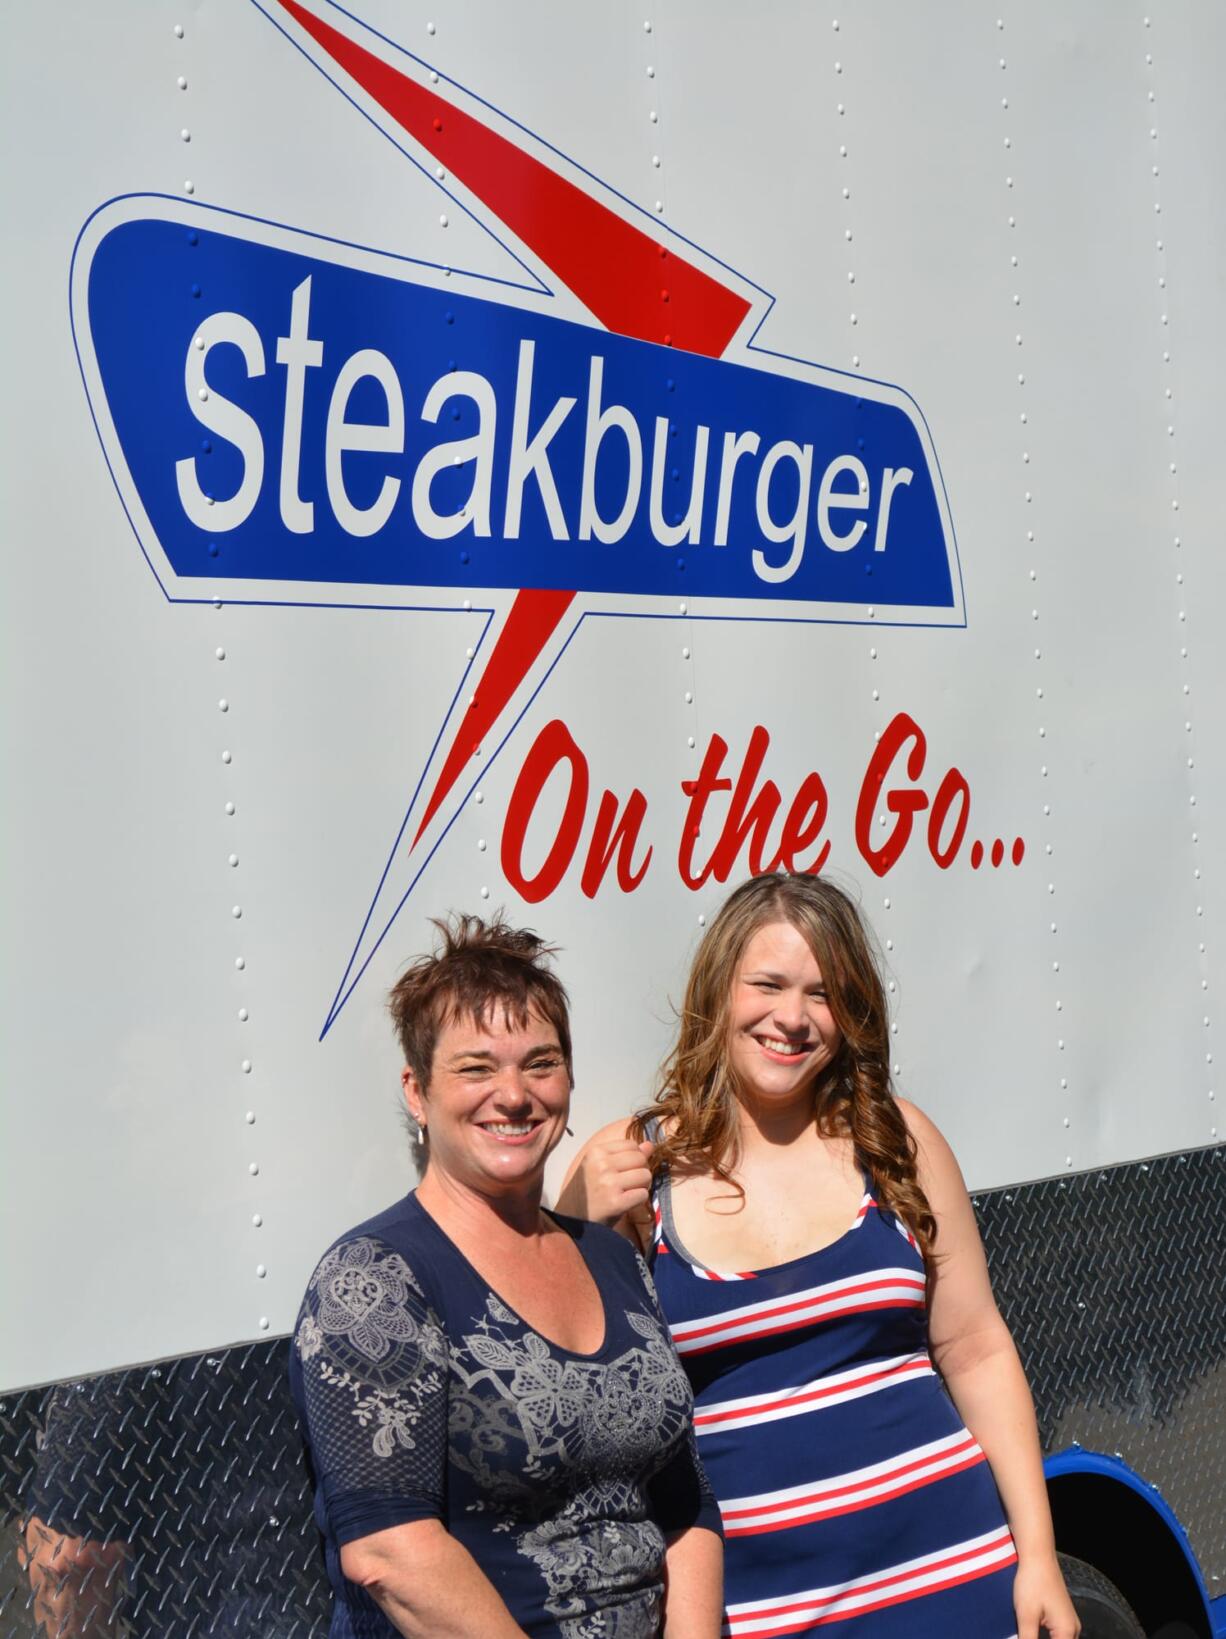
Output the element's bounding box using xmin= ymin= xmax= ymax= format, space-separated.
xmin=753 ymin=1035 xmax=812 ymax=1064
xmin=479 ymin=1119 xmax=544 ymax=1144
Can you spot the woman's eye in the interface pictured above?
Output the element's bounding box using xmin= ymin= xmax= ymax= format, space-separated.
xmin=530 ymin=1057 xmax=563 ymax=1073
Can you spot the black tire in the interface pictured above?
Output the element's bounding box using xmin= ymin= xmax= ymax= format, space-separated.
xmin=1057 ymin=1554 xmax=1145 ymax=1639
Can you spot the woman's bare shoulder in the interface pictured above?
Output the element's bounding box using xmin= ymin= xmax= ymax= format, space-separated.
xmin=581 ymin=1115 xmax=642 ymax=1147
xmin=895 ymin=1096 xmax=970 ymax=1202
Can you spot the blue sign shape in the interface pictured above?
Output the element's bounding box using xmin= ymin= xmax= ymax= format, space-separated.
xmin=86 ymin=213 xmax=955 ymax=610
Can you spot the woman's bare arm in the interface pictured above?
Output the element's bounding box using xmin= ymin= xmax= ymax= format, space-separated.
xmin=902 ymin=1099 xmax=1078 ymax=1639
xmin=662 ymin=1525 xmax=724 ymax=1638
xmin=340 ymin=1519 xmax=529 ymax=1639
xmin=556 ymin=1118 xmax=654 ymax=1244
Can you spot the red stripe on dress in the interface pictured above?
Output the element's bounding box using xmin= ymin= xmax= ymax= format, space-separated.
xmin=723 ymin=1527 xmax=1016 ymax=1636
xmin=680 ymin=1295 xmax=925 ymax=1357
xmin=671 ymin=1273 xmax=925 ymax=1345
xmin=723 ymin=1448 xmax=988 ymax=1536
xmin=726 ymin=1551 xmax=1019 ymax=1637
xmin=694 ymin=1354 xmax=931 ymax=1428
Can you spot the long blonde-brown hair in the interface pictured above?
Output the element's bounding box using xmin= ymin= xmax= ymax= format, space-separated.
xmin=631 ymin=873 xmax=937 ymax=1260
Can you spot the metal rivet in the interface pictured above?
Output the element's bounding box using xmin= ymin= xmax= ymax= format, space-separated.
xmin=477 ymin=839 xmax=487 ymax=852
xmin=256 ymin=1263 xmax=267 ymax=1277
xmin=228 ymin=854 xmax=239 ymax=867
xmin=252 ymin=1213 xmax=262 ymax=1227
xmin=480 ymin=886 xmax=489 ymax=899
xmin=426 ymin=19 xmax=436 ymax=32
xmin=174 ymin=23 xmax=184 ymax=37
xmin=242 ymin=1059 xmax=252 ymax=1073
xmin=181 ymin=128 xmax=191 ymax=142
xmin=232 ymin=905 xmax=242 ymax=918
xmin=221 ymin=750 xmax=232 ymax=764
xmin=249 ymin=1162 xmax=259 ymax=1175
xmin=238 ymin=1007 xmax=249 ymax=1021
xmin=698 ymin=914 xmax=706 ymax=926
xmin=259 ymin=1317 xmax=270 ymax=1331
xmin=235 ymin=956 xmax=246 ymax=970
xmin=184 ymin=179 xmax=195 ymax=194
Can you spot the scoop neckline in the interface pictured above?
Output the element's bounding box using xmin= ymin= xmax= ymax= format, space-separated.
xmin=659 ymin=1172 xmax=872 ymax=1279
xmin=409 ymin=1192 xmax=616 ymax=1361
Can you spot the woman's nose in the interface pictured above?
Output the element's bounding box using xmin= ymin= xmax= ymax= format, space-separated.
xmin=772 ymin=992 xmax=808 ymax=1033
xmin=492 ymin=1071 xmax=533 ymax=1108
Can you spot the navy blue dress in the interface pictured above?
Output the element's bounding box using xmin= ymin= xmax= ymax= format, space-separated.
xmin=650 ymin=1169 xmax=1018 ymax=1638
xmin=290 ymin=1193 xmax=720 ymax=1638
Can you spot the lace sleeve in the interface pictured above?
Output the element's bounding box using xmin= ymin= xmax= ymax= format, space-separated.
xmin=294 ymin=1235 xmax=451 ymax=1546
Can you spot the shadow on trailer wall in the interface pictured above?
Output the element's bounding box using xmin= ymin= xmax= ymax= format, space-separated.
xmin=0 ymin=1148 xmax=1223 ymax=1637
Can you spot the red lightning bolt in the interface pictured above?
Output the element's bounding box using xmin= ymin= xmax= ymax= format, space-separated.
xmin=276 ymin=0 xmax=749 ymax=848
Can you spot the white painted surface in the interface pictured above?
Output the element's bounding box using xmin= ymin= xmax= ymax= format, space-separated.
xmin=3 ymin=0 xmax=1223 ymax=1388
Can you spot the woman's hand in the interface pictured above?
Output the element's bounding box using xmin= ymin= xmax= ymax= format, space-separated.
xmin=1013 ymin=1550 xmax=1080 ymax=1639
xmin=558 ymin=1124 xmax=654 ymax=1229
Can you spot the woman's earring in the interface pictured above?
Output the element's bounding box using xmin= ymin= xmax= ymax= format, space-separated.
xmin=415 ymin=1120 xmax=427 ymax=1148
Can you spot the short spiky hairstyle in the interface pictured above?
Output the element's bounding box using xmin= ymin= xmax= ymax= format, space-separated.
xmin=388 ymin=914 xmax=573 ymax=1089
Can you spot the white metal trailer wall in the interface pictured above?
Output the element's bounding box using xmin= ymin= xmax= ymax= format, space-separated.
xmin=2 ymin=0 xmax=1223 ymax=1473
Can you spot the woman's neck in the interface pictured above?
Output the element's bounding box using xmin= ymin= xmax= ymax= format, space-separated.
xmin=734 ymin=1083 xmax=823 ymax=1154
xmin=416 ymin=1166 xmax=548 ymax=1245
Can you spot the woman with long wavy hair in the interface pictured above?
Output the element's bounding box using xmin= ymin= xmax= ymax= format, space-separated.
xmin=559 ymin=872 xmax=1077 ymax=1639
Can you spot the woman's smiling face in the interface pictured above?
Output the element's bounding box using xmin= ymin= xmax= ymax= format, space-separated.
xmin=402 ymin=1006 xmax=572 ymax=1200
xmin=726 ymin=919 xmax=842 ymax=1109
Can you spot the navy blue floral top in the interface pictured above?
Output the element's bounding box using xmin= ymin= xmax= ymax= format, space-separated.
xmin=290 ymin=1194 xmax=720 ymax=1638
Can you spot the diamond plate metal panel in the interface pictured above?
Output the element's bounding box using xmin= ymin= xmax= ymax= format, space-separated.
xmin=0 ymin=1344 xmax=328 ymax=1637
xmin=977 ymin=1144 xmax=1226 ymax=1595
xmin=1 ymin=1150 xmax=1222 ymax=1633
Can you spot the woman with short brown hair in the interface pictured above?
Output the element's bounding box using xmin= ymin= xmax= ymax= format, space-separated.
xmin=291 ymin=915 xmax=723 ymax=1638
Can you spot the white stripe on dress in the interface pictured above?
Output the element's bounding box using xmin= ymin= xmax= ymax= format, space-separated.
xmin=671 ymin=1268 xmax=926 ymax=1356
xmin=719 ymin=1429 xmax=987 ymax=1535
xmin=694 ymin=1351 xmax=935 ymax=1434
xmin=722 ymin=1524 xmax=1017 ymax=1636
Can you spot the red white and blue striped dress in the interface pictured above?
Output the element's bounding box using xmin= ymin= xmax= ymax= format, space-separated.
xmin=649 ymin=1162 xmax=1019 ymax=1638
